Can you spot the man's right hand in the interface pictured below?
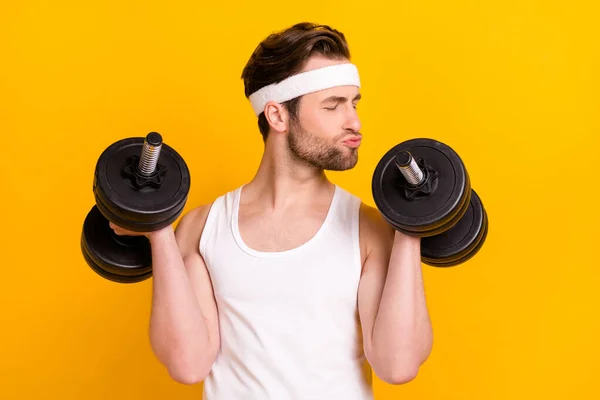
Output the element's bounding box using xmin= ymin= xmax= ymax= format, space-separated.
xmin=109 ymin=221 xmax=161 ymax=238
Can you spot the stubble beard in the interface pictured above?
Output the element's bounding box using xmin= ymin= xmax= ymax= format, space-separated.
xmin=287 ymin=120 xmax=359 ymax=171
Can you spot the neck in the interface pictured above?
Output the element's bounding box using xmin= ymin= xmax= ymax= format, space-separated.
xmin=243 ymin=135 xmax=334 ymax=211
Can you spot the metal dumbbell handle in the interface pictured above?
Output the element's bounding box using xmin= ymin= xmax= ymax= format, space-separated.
xmin=394 ymin=151 xmax=424 ymax=185
xmin=138 ymin=132 xmax=163 ymax=176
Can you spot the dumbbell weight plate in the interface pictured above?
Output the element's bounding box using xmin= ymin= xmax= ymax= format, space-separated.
xmin=372 ymin=138 xmax=470 ymax=237
xmin=81 ymin=205 xmax=152 ymax=283
xmin=93 ymin=136 xmax=190 ymax=232
xmin=384 ymin=173 xmax=473 ymax=238
xmin=421 ymin=189 xmax=488 ymax=267
xmin=429 ymin=211 xmax=488 ymax=267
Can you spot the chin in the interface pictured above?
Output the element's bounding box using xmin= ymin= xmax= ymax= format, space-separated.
xmin=324 ymin=157 xmax=359 ymax=171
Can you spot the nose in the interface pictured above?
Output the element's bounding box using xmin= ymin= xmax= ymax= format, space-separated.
xmin=343 ymin=108 xmax=362 ymax=133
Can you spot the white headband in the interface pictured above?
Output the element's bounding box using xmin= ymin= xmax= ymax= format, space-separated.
xmin=248 ymin=63 xmax=361 ymax=116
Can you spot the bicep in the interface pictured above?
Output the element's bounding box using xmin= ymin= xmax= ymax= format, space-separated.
xmin=175 ymin=205 xmax=221 ymax=352
xmin=358 ymin=242 xmax=391 ymax=362
xmin=182 ymin=251 xmax=220 ymax=352
xmin=357 ymin=204 xmax=395 ymax=361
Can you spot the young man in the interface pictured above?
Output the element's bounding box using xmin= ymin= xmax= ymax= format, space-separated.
xmin=111 ymin=22 xmax=432 ymax=399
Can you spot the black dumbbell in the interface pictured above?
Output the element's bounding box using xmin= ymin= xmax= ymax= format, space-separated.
xmin=372 ymin=138 xmax=488 ymax=267
xmin=80 ymin=132 xmax=191 ymax=283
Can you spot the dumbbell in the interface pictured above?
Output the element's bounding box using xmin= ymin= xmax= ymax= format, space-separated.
xmin=372 ymin=138 xmax=488 ymax=267
xmin=80 ymin=132 xmax=191 ymax=283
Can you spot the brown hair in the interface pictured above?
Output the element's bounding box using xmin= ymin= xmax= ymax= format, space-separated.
xmin=241 ymin=22 xmax=351 ymax=142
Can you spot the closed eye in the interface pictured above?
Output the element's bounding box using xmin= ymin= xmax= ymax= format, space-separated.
xmin=322 ymin=93 xmax=361 ymax=111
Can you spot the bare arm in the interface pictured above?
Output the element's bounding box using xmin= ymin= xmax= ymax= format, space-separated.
xmin=147 ymin=204 xmax=220 ymax=385
xmin=357 ymin=204 xmax=433 ymax=385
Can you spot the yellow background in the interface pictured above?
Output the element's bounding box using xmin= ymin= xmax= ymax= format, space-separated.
xmin=1 ymin=0 xmax=598 ymax=399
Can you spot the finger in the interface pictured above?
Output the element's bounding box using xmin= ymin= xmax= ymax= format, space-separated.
xmin=109 ymin=222 xmax=125 ymax=235
xmin=109 ymin=224 xmax=125 ymax=235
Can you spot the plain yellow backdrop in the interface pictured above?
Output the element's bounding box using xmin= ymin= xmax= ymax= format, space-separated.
xmin=1 ymin=0 xmax=599 ymax=399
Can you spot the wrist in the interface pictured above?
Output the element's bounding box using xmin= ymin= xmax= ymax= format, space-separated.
xmin=147 ymin=225 xmax=174 ymax=241
xmin=394 ymin=229 xmax=421 ymax=243
xmin=392 ymin=230 xmax=422 ymax=255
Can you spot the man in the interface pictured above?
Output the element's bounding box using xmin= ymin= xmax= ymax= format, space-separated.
xmin=111 ymin=22 xmax=433 ymax=399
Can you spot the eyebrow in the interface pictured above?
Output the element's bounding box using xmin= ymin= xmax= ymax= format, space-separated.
xmin=320 ymin=93 xmax=362 ymax=104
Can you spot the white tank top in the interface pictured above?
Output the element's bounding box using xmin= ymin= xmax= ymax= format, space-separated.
xmin=199 ymin=184 xmax=374 ymax=400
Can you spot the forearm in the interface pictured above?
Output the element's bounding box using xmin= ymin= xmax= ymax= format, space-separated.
xmin=147 ymin=227 xmax=213 ymax=382
xmin=371 ymin=231 xmax=432 ymax=377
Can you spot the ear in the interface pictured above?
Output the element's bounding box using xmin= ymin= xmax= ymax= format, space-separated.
xmin=264 ymin=101 xmax=288 ymax=133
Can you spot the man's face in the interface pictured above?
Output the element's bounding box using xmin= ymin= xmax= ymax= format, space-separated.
xmin=286 ymin=56 xmax=362 ymax=171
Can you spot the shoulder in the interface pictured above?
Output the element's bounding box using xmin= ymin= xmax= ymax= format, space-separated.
xmin=174 ymin=186 xmax=238 ymax=256
xmin=174 ymin=202 xmax=216 ymax=257
xmin=174 ymin=187 xmax=236 ymax=245
xmin=358 ymin=202 xmax=395 ymax=266
xmin=359 ymin=202 xmax=395 ymax=244
xmin=177 ymin=203 xmax=213 ymax=231
xmin=334 ymin=185 xmax=395 ymax=264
